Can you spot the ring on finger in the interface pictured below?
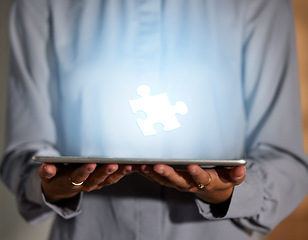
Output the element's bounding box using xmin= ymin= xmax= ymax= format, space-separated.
xmin=197 ymin=172 xmax=212 ymax=189
xmin=69 ymin=177 xmax=84 ymax=186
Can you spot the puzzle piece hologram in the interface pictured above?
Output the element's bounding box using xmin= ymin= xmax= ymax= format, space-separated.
xmin=129 ymin=85 xmax=188 ymax=136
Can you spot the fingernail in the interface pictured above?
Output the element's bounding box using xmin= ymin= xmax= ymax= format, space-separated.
xmin=154 ymin=168 xmax=163 ymax=174
xmin=43 ymin=165 xmax=52 ymax=176
xmin=234 ymin=167 xmax=245 ymax=180
xmin=87 ymin=166 xmax=95 ymax=172
xmin=107 ymin=169 xmax=115 ymax=174
xmin=234 ymin=173 xmax=244 ymax=180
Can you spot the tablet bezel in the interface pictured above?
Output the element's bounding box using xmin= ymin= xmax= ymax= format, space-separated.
xmin=33 ymin=156 xmax=247 ymax=166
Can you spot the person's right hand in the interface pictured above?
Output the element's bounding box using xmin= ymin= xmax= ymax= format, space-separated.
xmin=38 ymin=163 xmax=133 ymax=203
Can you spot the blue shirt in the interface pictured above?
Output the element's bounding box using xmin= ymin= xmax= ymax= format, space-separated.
xmin=1 ymin=0 xmax=308 ymax=239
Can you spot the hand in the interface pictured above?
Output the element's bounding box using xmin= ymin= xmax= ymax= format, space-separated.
xmin=137 ymin=164 xmax=246 ymax=204
xmin=38 ymin=163 xmax=133 ymax=203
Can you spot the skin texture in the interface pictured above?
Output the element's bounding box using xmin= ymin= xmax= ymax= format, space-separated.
xmin=39 ymin=163 xmax=246 ymax=204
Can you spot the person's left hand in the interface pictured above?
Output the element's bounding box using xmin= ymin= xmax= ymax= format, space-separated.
xmin=136 ymin=164 xmax=246 ymax=204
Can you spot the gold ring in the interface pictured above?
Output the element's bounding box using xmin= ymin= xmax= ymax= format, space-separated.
xmin=197 ymin=183 xmax=205 ymax=189
xmin=197 ymin=172 xmax=212 ymax=189
xmin=205 ymin=172 xmax=212 ymax=186
xmin=69 ymin=177 xmax=84 ymax=186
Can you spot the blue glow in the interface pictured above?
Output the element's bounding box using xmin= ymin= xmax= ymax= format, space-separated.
xmin=129 ymin=85 xmax=188 ymax=136
xmin=52 ymin=2 xmax=247 ymax=160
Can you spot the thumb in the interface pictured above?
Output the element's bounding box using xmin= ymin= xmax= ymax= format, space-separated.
xmin=38 ymin=163 xmax=57 ymax=183
xmin=230 ymin=166 xmax=246 ymax=185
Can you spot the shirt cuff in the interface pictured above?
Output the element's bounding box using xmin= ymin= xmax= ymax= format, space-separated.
xmin=195 ymin=169 xmax=263 ymax=219
xmin=24 ymin=158 xmax=83 ymax=221
xmin=42 ymin=192 xmax=83 ymax=220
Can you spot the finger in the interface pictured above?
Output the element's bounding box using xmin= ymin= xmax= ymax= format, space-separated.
xmin=153 ymin=164 xmax=194 ymax=189
xmin=102 ymin=164 xmax=133 ymax=186
xmin=39 ymin=163 xmax=57 ymax=183
xmin=139 ymin=165 xmax=174 ymax=187
xmin=69 ymin=163 xmax=97 ymax=187
xmin=82 ymin=164 xmax=119 ymax=190
xmin=187 ymin=165 xmax=215 ymax=190
xmin=188 ymin=165 xmax=246 ymax=190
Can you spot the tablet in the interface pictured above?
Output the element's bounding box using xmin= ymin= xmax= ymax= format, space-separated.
xmin=33 ymin=156 xmax=247 ymax=167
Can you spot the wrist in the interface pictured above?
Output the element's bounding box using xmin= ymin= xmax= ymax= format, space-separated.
xmin=195 ymin=186 xmax=234 ymax=204
xmin=41 ymin=182 xmax=78 ymax=203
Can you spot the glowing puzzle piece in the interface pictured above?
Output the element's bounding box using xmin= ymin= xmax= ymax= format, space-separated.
xmin=129 ymin=85 xmax=188 ymax=136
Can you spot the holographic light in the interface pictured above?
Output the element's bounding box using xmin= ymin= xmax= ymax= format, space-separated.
xmin=129 ymin=85 xmax=188 ymax=136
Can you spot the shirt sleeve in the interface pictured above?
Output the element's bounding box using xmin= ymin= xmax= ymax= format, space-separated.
xmin=195 ymin=0 xmax=308 ymax=234
xmin=0 ymin=0 xmax=82 ymax=224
